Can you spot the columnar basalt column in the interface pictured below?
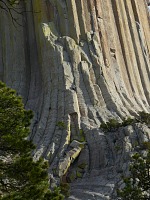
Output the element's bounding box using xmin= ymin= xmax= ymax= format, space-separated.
xmin=0 ymin=0 xmax=150 ymax=199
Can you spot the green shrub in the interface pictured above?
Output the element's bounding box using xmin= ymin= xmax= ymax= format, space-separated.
xmin=117 ymin=151 xmax=150 ymax=200
xmin=122 ymin=117 xmax=135 ymax=127
xmin=100 ymin=118 xmax=121 ymax=132
xmin=56 ymin=121 xmax=66 ymax=130
xmin=114 ymin=145 xmax=121 ymax=152
xmin=141 ymin=141 xmax=150 ymax=150
xmin=100 ymin=112 xmax=149 ymax=133
xmin=138 ymin=111 xmax=150 ymax=125
xmin=60 ymin=183 xmax=70 ymax=198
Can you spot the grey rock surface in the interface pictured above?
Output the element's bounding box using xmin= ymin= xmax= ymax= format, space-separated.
xmin=0 ymin=0 xmax=150 ymax=199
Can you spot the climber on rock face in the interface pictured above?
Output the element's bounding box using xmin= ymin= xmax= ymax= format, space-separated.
xmin=148 ymin=3 xmax=150 ymax=11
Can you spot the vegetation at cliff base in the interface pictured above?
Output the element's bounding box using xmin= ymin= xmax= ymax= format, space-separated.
xmin=100 ymin=117 xmax=135 ymax=132
xmin=117 ymin=149 xmax=150 ymax=200
xmin=100 ymin=112 xmax=150 ymax=133
xmin=100 ymin=113 xmax=150 ymax=199
xmin=0 ymin=81 xmax=64 ymax=200
xmin=113 ymin=112 xmax=150 ymax=200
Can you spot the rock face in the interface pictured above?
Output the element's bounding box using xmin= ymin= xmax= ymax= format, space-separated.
xmin=0 ymin=0 xmax=150 ymax=199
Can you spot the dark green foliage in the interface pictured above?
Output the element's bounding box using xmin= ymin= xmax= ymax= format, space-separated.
xmin=138 ymin=111 xmax=150 ymax=125
xmin=100 ymin=118 xmax=121 ymax=132
xmin=1 ymin=156 xmax=49 ymax=198
xmin=121 ymin=117 xmax=135 ymax=127
xmin=44 ymin=187 xmax=64 ymax=200
xmin=142 ymin=142 xmax=150 ymax=150
xmin=114 ymin=145 xmax=121 ymax=152
xmin=0 ymin=82 xmax=64 ymax=200
xmin=100 ymin=112 xmax=150 ymax=199
xmin=0 ymin=82 xmax=34 ymax=156
xmin=56 ymin=121 xmax=66 ymax=130
xmin=117 ymin=151 xmax=150 ymax=200
xmin=60 ymin=183 xmax=70 ymax=198
xmin=100 ymin=112 xmax=150 ymax=133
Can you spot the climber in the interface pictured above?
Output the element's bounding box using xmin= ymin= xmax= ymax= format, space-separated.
xmin=148 ymin=2 xmax=150 ymax=11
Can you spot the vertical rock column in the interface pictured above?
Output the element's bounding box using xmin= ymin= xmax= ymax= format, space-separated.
xmin=0 ymin=0 xmax=150 ymax=196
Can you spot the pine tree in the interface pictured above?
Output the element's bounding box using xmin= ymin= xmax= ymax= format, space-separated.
xmin=118 ymin=147 xmax=150 ymax=200
xmin=0 ymin=82 xmax=64 ymax=200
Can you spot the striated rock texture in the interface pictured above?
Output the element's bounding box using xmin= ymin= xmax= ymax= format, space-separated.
xmin=0 ymin=0 xmax=150 ymax=199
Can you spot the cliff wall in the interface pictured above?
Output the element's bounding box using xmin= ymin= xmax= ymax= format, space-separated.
xmin=0 ymin=0 xmax=150 ymax=199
